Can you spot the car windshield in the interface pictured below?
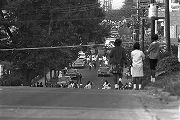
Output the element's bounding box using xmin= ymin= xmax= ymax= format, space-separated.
xmin=99 ymin=67 xmax=109 ymax=72
xmin=59 ymin=76 xmax=71 ymax=81
xmin=67 ymin=69 xmax=78 ymax=73
xmin=76 ymin=59 xmax=84 ymax=62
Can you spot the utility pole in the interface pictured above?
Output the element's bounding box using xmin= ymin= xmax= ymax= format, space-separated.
xmin=136 ymin=0 xmax=140 ymax=42
xmin=150 ymin=0 xmax=156 ymax=42
xmin=141 ymin=9 xmax=145 ymax=52
xmin=165 ymin=0 xmax=171 ymax=54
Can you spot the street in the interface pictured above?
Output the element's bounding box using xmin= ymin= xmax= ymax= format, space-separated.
xmin=0 ymin=87 xmax=153 ymax=120
xmin=78 ymin=62 xmax=131 ymax=89
xmin=0 ymin=65 xmax=179 ymax=120
xmin=0 ymin=64 xmax=150 ymax=120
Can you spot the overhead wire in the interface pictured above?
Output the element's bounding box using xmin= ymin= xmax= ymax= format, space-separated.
xmin=9 ymin=3 xmax=100 ymax=14
xmin=8 ymin=3 xmax=104 ymax=23
xmin=0 ymin=44 xmax=104 ymax=51
xmin=0 ymin=42 xmax=135 ymax=51
xmin=0 ymin=2 xmax=108 ymax=52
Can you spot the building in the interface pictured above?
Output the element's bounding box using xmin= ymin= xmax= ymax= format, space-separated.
xmin=156 ymin=0 xmax=180 ymax=45
xmin=98 ymin=0 xmax=112 ymax=12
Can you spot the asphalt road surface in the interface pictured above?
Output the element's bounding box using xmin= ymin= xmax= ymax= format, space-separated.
xmin=0 ymin=63 xmax=151 ymax=120
xmin=77 ymin=63 xmax=131 ymax=89
xmin=0 ymin=87 xmax=153 ymax=120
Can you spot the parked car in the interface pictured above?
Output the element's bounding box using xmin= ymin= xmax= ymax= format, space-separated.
xmin=78 ymin=57 xmax=86 ymax=62
xmin=57 ymin=76 xmax=71 ymax=88
xmin=72 ymin=59 xmax=85 ymax=68
xmin=97 ymin=66 xmax=111 ymax=77
xmin=65 ymin=69 xmax=80 ymax=80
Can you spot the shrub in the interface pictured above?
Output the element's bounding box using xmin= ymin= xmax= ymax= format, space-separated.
xmin=156 ymin=55 xmax=180 ymax=73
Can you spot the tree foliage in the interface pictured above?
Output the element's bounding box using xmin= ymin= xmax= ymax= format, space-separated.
xmin=0 ymin=0 xmax=106 ymax=85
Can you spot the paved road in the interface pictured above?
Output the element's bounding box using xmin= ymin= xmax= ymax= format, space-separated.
xmin=77 ymin=62 xmax=131 ymax=89
xmin=0 ymin=63 xmax=150 ymax=120
xmin=0 ymin=87 xmax=153 ymax=120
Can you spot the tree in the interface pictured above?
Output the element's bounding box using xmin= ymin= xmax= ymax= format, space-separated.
xmin=0 ymin=0 xmax=106 ymax=85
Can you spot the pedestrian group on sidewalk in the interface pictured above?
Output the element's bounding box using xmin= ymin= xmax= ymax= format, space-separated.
xmin=109 ymin=34 xmax=161 ymax=90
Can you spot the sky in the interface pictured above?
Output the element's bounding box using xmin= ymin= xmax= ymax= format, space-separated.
xmin=112 ymin=0 xmax=125 ymax=9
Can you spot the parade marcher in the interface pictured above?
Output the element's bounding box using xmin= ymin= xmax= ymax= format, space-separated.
xmin=86 ymin=56 xmax=90 ymax=64
xmin=36 ymin=82 xmax=40 ymax=87
xmin=109 ymin=38 xmax=128 ymax=89
xmin=63 ymin=67 xmax=68 ymax=75
xmin=147 ymin=34 xmax=161 ymax=83
xmin=58 ymin=71 xmax=63 ymax=78
xmin=84 ymin=81 xmax=93 ymax=89
xmin=39 ymin=82 xmax=43 ymax=87
xmin=93 ymin=61 xmax=96 ymax=69
xmin=102 ymin=80 xmax=111 ymax=89
xmin=131 ymin=42 xmax=145 ymax=90
xmin=68 ymin=81 xmax=75 ymax=88
xmin=89 ymin=62 xmax=92 ymax=70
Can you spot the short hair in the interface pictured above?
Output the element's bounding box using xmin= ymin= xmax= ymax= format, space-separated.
xmin=114 ymin=38 xmax=122 ymax=46
xmin=133 ymin=42 xmax=140 ymax=50
xmin=152 ymin=34 xmax=158 ymax=41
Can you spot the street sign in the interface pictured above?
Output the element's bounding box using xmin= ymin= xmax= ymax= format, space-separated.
xmin=140 ymin=1 xmax=150 ymax=8
xmin=148 ymin=3 xmax=158 ymax=18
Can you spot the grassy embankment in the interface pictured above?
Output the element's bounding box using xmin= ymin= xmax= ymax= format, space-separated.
xmin=143 ymin=49 xmax=180 ymax=96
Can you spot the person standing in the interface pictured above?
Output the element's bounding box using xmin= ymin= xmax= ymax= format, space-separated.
xmin=89 ymin=62 xmax=92 ymax=70
xmin=131 ymin=42 xmax=145 ymax=90
xmin=147 ymin=34 xmax=161 ymax=83
xmin=109 ymin=38 xmax=127 ymax=89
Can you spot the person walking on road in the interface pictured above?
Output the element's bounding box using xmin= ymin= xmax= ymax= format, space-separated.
xmin=147 ymin=34 xmax=161 ymax=83
xmin=131 ymin=42 xmax=145 ymax=90
xmin=89 ymin=62 xmax=92 ymax=70
xmin=109 ymin=38 xmax=128 ymax=89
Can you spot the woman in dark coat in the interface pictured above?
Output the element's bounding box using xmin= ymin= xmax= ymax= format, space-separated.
xmin=109 ymin=38 xmax=127 ymax=89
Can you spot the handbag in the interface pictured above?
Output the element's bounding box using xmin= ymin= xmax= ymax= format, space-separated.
xmin=110 ymin=64 xmax=123 ymax=74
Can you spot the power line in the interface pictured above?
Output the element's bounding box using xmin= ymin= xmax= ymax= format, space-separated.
xmin=0 ymin=44 xmax=104 ymax=51
xmin=7 ymin=3 xmax=100 ymax=14
xmin=0 ymin=42 xmax=135 ymax=51
xmin=1 ymin=17 xmax=105 ymax=25
xmin=17 ymin=5 xmax=101 ymax=16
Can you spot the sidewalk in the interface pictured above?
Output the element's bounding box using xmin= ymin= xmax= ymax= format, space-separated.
xmin=140 ymin=87 xmax=180 ymax=120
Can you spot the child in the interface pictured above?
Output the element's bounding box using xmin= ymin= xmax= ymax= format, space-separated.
xmin=102 ymin=80 xmax=111 ymax=89
xmin=84 ymin=81 xmax=93 ymax=89
xmin=131 ymin=42 xmax=145 ymax=90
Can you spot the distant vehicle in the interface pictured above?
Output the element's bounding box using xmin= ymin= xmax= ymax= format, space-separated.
xmin=72 ymin=59 xmax=86 ymax=68
xmin=97 ymin=66 xmax=111 ymax=77
xmin=78 ymin=51 xmax=86 ymax=59
xmin=57 ymin=76 xmax=71 ymax=88
xmin=92 ymin=55 xmax=97 ymax=61
xmin=65 ymin=69 xmax=80 ymax=80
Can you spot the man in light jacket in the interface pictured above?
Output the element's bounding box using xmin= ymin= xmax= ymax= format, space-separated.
xmin=147 ymin=34 xmax=161 ymax=83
